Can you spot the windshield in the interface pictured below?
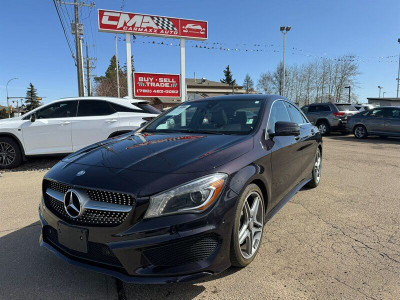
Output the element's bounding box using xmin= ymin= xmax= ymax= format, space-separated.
xmin=144 ymin=99 xmax=263 ymax=135
xmin=336 ymin=104 xmax=358 ymax=112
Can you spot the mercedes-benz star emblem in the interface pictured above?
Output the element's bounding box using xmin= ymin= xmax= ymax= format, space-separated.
xmin=76 ymin=170 xmax=86 ymax=176
xmin=64 ymin=190 xmax=83 ymax=218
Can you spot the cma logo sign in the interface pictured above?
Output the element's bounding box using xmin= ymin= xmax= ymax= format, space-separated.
xmin=102 ymin=12 xmax=163 ymax=29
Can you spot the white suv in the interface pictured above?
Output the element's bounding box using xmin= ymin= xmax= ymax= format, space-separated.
xmin=0 ymin=97 xmax=160 ymax=169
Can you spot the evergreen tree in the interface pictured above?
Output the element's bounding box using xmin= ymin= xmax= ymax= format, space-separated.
xmin=25 ymin=83 xmax=40 ymax=111
xmin=0 ymin=108 xmax=8 ymax=119
xmin=220 ymin=65 xmax=236 ymax=85
xmin=243 ymin=74 xmax=254 ymax=93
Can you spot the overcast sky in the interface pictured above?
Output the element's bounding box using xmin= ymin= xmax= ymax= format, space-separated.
xmin=1 ymin=0 xmax=399 ymax=106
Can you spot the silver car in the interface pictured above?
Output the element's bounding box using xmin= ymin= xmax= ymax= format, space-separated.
xmin=347 ymin=106 xmax=400 ymax=139
xmin=301 ymin=103 xmax=359 ymax=135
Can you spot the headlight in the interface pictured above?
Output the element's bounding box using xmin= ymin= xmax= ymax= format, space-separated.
xmin=144 ymin=173 xmax=228 ymax=219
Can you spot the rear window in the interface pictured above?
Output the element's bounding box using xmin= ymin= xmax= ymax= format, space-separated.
xmin=336 ymin=104 xmax=358 ymax=112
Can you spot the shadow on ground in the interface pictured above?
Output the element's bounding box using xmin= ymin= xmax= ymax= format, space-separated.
xmin=0 ymin=222 xmax=235 ymax=300
xmin=0 ymin=222 xmax=116 ymax=299
xmin=325 ymin=133 xmax=400 ymax=145
xmin=122 ymin=268 xmax=240 ymax=300
xmin=1 ymin=156 xmax=63 ymax=173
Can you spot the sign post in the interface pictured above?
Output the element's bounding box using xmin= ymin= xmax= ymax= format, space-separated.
xmin=98 ymin=9 xmax=207 ymax=101
xmin=180 ymin=39 xmax=186 ymax=102
xmin=125 ymin=33 xmax=133 ymax=99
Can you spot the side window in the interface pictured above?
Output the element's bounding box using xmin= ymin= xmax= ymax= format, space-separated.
xmin=369 ymin=108 xmax=384 ymax=118
xmin=301 ymin=106 xmax=309 ymax=114
xmin=384 ymin=108 xmax=400 ymax=118
xmin=286 ymin=103 xmax=307 ymax=124
xmin=36 ymin=101 xmax=78 ymax=119
xmin=308 ymin=106 xmax=317 ymax=113
xmin=77 ymin=100 xmax=115 ymax=117
xmin=319 ymin=105 xmax=331 ymax=112
xmin=268 ymin=101 xmax=291 ymax=133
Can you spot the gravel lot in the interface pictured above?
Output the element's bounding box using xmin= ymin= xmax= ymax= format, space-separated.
xmin=0 ymin=135 xmax=399 ymax=299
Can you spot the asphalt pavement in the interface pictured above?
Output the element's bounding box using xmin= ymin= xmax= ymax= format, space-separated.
xmin=1 ymin=134 xmax=399 ymax=299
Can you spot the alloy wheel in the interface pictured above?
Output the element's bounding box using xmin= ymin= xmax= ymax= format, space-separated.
xmin=0 ymin=142 xmax=16 ymax=167
xmin=238 ymin=191 xmax=264 ymax=259
xmin=318 ymin=123 xmax=327 ymax=135
xmin=354 ymin=126 xmax=366 ymax=138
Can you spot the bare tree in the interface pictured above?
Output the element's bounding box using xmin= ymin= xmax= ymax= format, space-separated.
xmin=257 ymin=56 xmax=360 ymax=105
xmin=257 ymin=72 xmax=273 ymax=94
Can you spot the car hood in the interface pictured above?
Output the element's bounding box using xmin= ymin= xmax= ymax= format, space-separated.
xmin=0 ymin=117 xmax=22 ymax=124
xmin=62 ymin=132 xmax=253 ymax=174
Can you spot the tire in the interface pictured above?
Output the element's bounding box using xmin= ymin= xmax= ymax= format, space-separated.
xmin=230 ymin=184 xmax=265 ymax=268
xmin=317 ymin=121 xmax=330 ymax=136
xmin=0 ymin=137 xmax=22 ymax=169
xmin=306 ymin=148 xmax=322 ymax=188
xmin=353 ymin=125 xmax=368 ymax=139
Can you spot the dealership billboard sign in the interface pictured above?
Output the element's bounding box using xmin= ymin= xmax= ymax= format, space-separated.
xmin=98 ymin=9 xmax=208 ymax=40
xmin=134 ymin=72 xmax=180 ymax=98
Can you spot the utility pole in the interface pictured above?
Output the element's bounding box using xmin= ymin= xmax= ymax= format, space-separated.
xmin=378 ymin=86 xmax=383 ymax=98
xmin=115 ymin=34 xmax=121 ymax=98
xmin=57 ymin=0 xmax=95 ymax=97
xmin=280 ymin=26 xmax=291 ymax=97
xmin=74 ymin=0 xmax=84 ymax=96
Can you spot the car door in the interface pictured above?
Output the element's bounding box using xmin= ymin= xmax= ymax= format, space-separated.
xmin=364 ymin=108 xmax=385 ymax=133
xmin=268 ymin=100 xmax=299 ymax=206
xmin=285 ymin=102 xmax=317 ymax=182
xmin=20 ymin=101 xmax=77 ymax=155
xmin=383 ymin=107 xmax=400 ymax=135
xmin=71 ymin=100 xmax=119 ymax=151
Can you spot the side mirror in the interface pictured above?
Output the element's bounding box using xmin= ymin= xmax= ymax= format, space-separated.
xmin=30 ymin=114 xmax=36 ymax=122
xmin=140 ymin=116 xmax=155 ymax=128
xmin=272 ymin=121 xmax=300 ymax=137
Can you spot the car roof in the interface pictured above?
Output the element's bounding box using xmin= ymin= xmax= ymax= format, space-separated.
xmin=56 ymin=96 xmax=148 ymax=104
xmin=189 ymin=94 xmax=288 ymax=104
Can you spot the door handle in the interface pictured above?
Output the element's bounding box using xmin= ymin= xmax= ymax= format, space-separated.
xmin=295 ymin=136 xmax=300 ymax=140
xmin=59 ymin=121 xmax=71 ymax=126
xmin=106 ymin=119 xmax=117 ymax=123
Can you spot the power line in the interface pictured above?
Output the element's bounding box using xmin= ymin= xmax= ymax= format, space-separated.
xmin=52 ymin=0 xmax=75 ymax=61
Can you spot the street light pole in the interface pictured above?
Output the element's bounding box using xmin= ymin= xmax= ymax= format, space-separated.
xmin=345 ymin=86 xmax=351 ymax=103
xmin=280 ymin=26 xmax=291 ymax=97
xmin=378 ymin=86 xmax=383 ymax=98
xmin=397 ymin=38 xmax=400 ymax=98
xmin=6 ymin=78 xmax=18 ymax=118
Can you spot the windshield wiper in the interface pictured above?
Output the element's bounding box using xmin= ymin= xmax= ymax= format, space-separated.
xmin=180 ymin=130 xmax=229 ymax=135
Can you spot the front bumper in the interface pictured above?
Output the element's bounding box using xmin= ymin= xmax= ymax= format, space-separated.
xmin=38 ymin=187 xmax=238 ymax=283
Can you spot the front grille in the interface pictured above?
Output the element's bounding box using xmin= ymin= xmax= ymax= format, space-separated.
xmin=43 ymin=226 xmax=122 ymax=267
xmin=43 ymin=179 xmax=134 ymax=227
xmin=143 ymin=234 xmax=219 ymax=267
xmin=44 ymin=179 xmax=134 ymax=206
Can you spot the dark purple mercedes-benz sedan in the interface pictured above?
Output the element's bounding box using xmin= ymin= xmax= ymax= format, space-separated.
xmin=39 ymin=95 xmax=322 ymax=283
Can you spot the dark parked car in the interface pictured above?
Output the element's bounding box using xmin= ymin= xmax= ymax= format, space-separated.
xmin=347 ymin=106 xmax=400 ymax=139
xmin=39 ymin=95 xmax=322 ymax=283
xmin=301 ymin=103 xmax=359 ymax=135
